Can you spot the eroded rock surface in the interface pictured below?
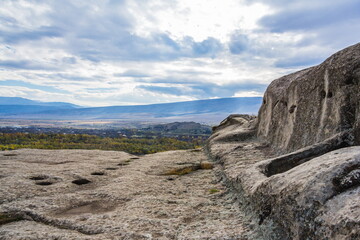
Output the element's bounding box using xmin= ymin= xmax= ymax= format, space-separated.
xmin=0 ymin=149 xmax=249 ymax=239
xmin=257 ymin=43 xmax=360 ymax=154
xmin=207 ymin=116 xmax=360 ymax=240
xmin=206 ymin=43 xmax=360 ymax=240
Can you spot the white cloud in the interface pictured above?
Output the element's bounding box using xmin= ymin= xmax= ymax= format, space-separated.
xmin=130 ymin=0 xmax=272 ymax=42
xmin=0 ymin=0 xmax=359 ymax=107
xmin=232 ymin=90 xmax=263 ymax=97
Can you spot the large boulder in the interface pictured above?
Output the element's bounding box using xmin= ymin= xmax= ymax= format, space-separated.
xmin=206 ymin=43 xmax=360 ymax=239
xmin=257 ymin=43 xmax=360 ymax=154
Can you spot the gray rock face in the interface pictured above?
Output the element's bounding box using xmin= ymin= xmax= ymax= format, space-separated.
xmin=206 ymin=43 xmax=360 ymax=239
xmin=207 ymin=116 xmax=360 ymax=240
xmin=257 ymin=43 xmax=360 ymax=154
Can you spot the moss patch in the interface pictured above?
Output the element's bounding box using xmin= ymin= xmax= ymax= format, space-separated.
xmin=209 ymin=189 xmax=220 ymax=194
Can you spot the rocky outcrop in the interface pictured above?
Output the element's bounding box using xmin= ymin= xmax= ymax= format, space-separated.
xmin=206 ymin=43 xmax=360 ymax=239
xmin=257 ymin=43 xmax=360 ymax=154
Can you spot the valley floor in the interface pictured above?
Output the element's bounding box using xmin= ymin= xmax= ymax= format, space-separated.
xmin=0 ymin=149 xmax=249 ymax=240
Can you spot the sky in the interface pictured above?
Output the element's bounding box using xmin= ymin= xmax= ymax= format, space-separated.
xmin=0 ymin=0 xmax=359 ymax=107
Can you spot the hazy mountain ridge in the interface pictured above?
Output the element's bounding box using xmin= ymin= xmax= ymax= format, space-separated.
xmin=0 ymin=97 xmax=80 ymax=108
xmin=0 ymin=97 xmax=262 ymax=123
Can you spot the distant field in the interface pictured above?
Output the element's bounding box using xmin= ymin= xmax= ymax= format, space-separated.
xmin=0 ymin=133 xmax=205 ymax=155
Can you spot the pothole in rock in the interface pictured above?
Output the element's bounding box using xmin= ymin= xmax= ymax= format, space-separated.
xmin=117 ymin=162 xmax=130 ymax=166
xmin=35 ymin=181 xmax=53 ymax=186
xmin=3 ymin=153 xmax=17 ymax=157
xmin=333 ymin=164 xmax=360 ymax=193
xmin=0 ymin=212 xmax=24 ymax=226
xmin=50 ymin=161 xmax=74 ymax=165
xmin=56 ymin=201 xmax=117 ymax=216
xmin=190 ymin=149 xmax=202 ymax=152
xmin=91 ymin=172 xmax=105 ymax=176
xmin=29 ymin=175 xmax=48 ymax=181
xmin=72 ymin=179 xmax=91 ymax=185
xmin=130 ymin=157 xmax=140 ymax=160
xmin=176 ymin=162 xmax=195 ymax=165
xmin=105 ymin=167 xmax=118 ymax=170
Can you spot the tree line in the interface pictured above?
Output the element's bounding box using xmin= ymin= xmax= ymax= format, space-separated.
xmin=0 ymin=133 xmax=204 ymax=154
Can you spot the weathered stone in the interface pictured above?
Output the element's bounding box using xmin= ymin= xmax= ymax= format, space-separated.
xmin=206 ymin=43 xmax=360 ymax=240
xmin=257 ymin=43 xmax=360 ymax=154
xmin=0 ymin=149 xmax=248 ymax=239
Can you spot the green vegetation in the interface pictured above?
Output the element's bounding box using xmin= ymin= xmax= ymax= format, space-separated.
xmin=163 ymin=165 xmax=201 ymax=176
xmin=209 ymin=188 xmax=220 ymax=194
xmin=0 ymin=133 xmax=204 ymax=155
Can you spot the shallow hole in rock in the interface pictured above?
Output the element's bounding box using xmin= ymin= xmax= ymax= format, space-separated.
xmin=35 ymin=181 xmax=53 ymax=186
xmin=117 ymin=162 xmax=130 ymax=166
xmin=327 ymin=92 xmax=333 ymax=98
xmin=176 ymin=162 xmax=195 ymax=165
xmin=259 ymin=204 xmax=272 ymax=225
xmin=0 ymin=212 xmax=24 ymax=226
xmin=320 ymin=90 xmax=326 ymax=99
xmin=72 ymin=179 xmax=91 ymax=185
xmin=190 ymin=148 xmax=202 ymax=152
xmin=91 ymin=172 xmax=105 ymax=176
xmin=52 ymin=161 xmax=74 ymax=165
xmin=333 ymin=164 xmax=360 ymax=193
xmin=130 ymin=157 xmax=140 ymax=160
xmin=56 ymin=201 xmax=117 ymax=216
xmin=105 ymin=167 xmax=118 ymax=170
xmin=289 ymin=105 xmax=297 ymax=114
xmin=30 ymin=176 xmax=48 ymax=181
xmin=345 ymin=77 xmax=355 ymax=85
xmin=3 ymin=153 xmax=17 ymax=157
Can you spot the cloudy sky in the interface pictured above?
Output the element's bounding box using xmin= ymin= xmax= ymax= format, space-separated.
xmin=0 ymin=0 xmax=359 ymax=106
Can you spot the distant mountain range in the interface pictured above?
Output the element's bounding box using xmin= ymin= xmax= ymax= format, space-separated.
xmin=0 ymin=97 xmax=262 ymax=124
xmin=0 ymin=97 xmax=79 ymax=108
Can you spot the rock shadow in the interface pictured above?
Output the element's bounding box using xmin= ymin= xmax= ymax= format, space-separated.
xmin=72 ymin=179 xmax=91 ymax=185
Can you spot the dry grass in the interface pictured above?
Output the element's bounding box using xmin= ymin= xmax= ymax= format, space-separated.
xmin=163 ymin=165 xmax=201 ymax=176
xmin=163 ymin=161 xmax=214 ymax=176
xmin=209 ymin=188 xmax=220 ymax=194
xmin=200 ymin=161 xmax=214 ymax=170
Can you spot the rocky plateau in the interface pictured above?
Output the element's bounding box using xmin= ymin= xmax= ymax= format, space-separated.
xmin=1 ymin=43 xmax=360 ymax=239
xmin=0 ymin=149 xmax=250 ymax=239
